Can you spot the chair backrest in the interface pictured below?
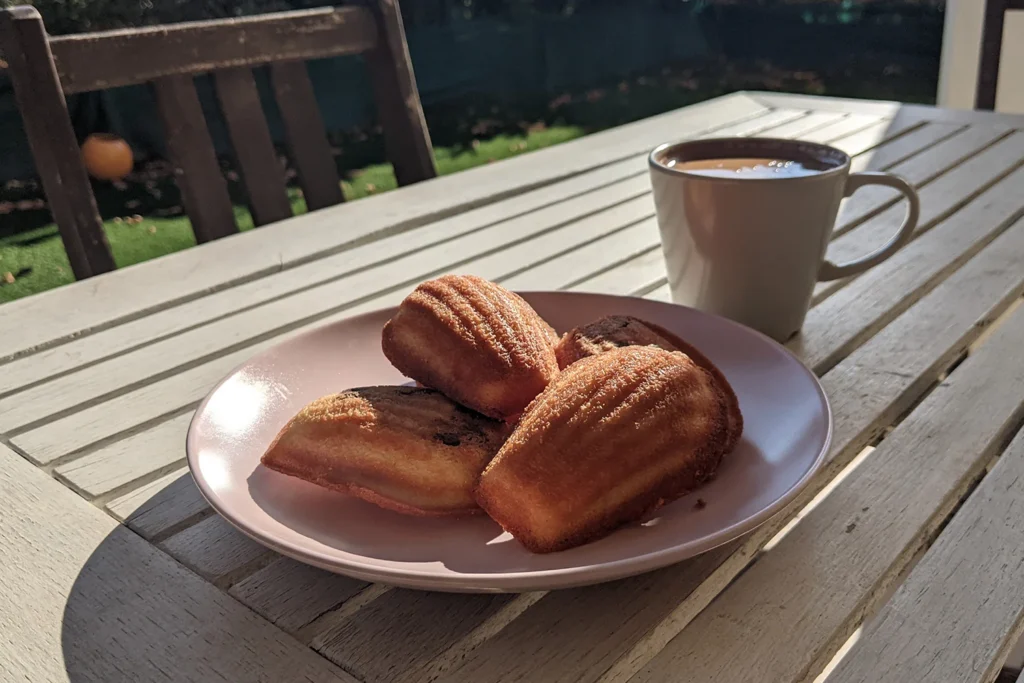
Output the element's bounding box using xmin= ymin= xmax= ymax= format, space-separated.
xmin=0 ymin=3 xmax=436 ymax=280
xmin=976 ymin=0 xmax=1024 ymax=109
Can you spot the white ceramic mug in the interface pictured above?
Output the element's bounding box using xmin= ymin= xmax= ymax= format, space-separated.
xmin=648 ymin=137 xmax=920 ymax=342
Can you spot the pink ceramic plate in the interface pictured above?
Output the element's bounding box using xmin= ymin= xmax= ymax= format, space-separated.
xmin=186 ymin=291 xmax=831 ymax=592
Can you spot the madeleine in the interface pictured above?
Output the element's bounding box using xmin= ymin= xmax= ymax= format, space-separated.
xmin=261 ymin=386 xmax=506 ymax=516
xmin=476 ymin=346 xmax=730 ymax=553
xmin=382 ymin=275 xmax=558 ymax=420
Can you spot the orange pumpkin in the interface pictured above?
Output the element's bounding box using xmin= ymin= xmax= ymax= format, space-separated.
xmin=81 ymin=133 xmax=133 ymax=181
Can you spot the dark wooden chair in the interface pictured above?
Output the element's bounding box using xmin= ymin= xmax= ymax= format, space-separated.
xmin=0 ymin=2 xmax=436 ymax=280
xmin=976 ymin=0 xmax=1024 ymax=110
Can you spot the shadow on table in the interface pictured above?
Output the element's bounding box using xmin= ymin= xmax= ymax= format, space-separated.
xmin=58 ymin=469 xmax=353 ymax=682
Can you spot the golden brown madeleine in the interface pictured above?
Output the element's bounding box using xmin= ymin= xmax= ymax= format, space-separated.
xmin=555 ymin=315 xmax=743 ymax=452
xmin=381 ymin=275 xmax=559 ymax=419
xmin=261 ymin=387 xmax=506 ymax=516
xmin=476 ymin=346 xmax=730 ymax=553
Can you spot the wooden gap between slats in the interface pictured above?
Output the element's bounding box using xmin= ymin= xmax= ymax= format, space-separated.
xmin=35 ymin=403 xmax=197 ymax=473
xmin=761 ymin=445 xmax=876 ymax=553
xmin=562 ymin=245 xmax=664 ymax=293
xmin=813 ymin=627 xmax=863 ymax=683
xmin=297 ymin=584 xmax=394 ymax=644
xmin=969 ymin=296 xmax=1024 ymax=355
xmin=407 ymin=591 xmax=550 ymax=683
xmin=146 ymin=508 xmax=216 ymax=547
xmin=215 ymin=551 xmax=282 ymax=590
xmin=629 ymin=278 xmax=669 ymax=299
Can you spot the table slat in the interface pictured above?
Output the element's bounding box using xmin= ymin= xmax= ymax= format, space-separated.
xmin=630 ymin=303 xmax=1024 ymax=683
xmin=105 ymin=467 xmax=211 ymax=541
xmin=311 ymin=589 xmax=529 ymax=683
xmin=827 ymin=427 xmax=1024 ymax=683
xmin=499 ymin=218 xmax=659 ymax=291
xmin=752 ymin=110 xmax=848 ymax=139
xmin=569 ymin=246 xmax=665 ymax=296
xmin=696 ymin=108 xmax=808 ymax=137
xmin=0 ymin=444 xmax=354 ymax=683
xmin=828 ymin=116 xmax=932 ymax=157
xmin=836 ymin=124 xmax=1008 ymax=233
xmin=846 ymin=122 xmax=962 ymax=174
xmin=229 ymin=557 xmax=368 ymax=634
xmin=797 ymin=113 xmax=882 ymax=143
xmin=159 ymin=514 xmax=274 ymax=585
xmin=411 ymin=541 xmax=747 ymax=683
xmin=817 ymin=131 xmax=1024 ymax=302
xmin=797 ymin=164 xmax=1024 ymax=373
xmin=751 ymin=91 xmax=1024 ymax=126
xmin=54 ymin=412 xmax=192 ymax=499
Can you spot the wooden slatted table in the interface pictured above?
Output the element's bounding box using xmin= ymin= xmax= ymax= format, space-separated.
xmin=3 ymin=91 xmax=1024 ymax=683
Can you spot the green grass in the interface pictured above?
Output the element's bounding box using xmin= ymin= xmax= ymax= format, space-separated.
xmin=0 ymin=126 xmax=583 ymax=303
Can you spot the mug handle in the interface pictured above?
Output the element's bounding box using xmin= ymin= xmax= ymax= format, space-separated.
xmin=818 ymin=172 xmax=920 ymax=281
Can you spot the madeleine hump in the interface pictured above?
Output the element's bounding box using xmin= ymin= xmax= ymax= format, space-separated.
xmin=261 ymin=386 xmax=506 ymax=516
xmin=556 ymin=314 xmax=743 ymax=452
xmin=381 ymin=274 xmax=559 ymax=420
xmin=476 ymin=346 xmax=731 ymax=553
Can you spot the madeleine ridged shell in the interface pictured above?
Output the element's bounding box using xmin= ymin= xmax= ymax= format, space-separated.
xmin=556 ymin=315 xmax=743 ymax=452
xmin=476 ymin=346 xmax=730 ymax=553
xmin=381 ymin=275 xmax=559 ymax=419
xmin=261 ymin=386 xmax=506 ymax=516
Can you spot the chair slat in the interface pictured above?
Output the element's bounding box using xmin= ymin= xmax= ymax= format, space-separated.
xmin=270 ymin=61 xmax=344 ymax=211
xmin=0 ymin=6 xmax=115 ymax=279
xmin=213 ymin=67 xmax=292 ymax=227
xmin=152 ymin=74 xmax=237 ymax=242
xmin=49 ymin=7 xmax=378 ymax=95
xmin=365 ymin=0 xmax=437 ymax=186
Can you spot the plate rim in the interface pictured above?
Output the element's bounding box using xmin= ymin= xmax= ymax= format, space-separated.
xmin=185 ymin=291 xmax=832 ymax=592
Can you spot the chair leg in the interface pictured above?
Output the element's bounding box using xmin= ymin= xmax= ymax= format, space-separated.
xmin=975 ymin=0 xmax=1008 ymax=110
xmin=0 ymin=6 xmax=115 ymax=279
xmin=366 ymin=0 xmax=437 ymax=187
